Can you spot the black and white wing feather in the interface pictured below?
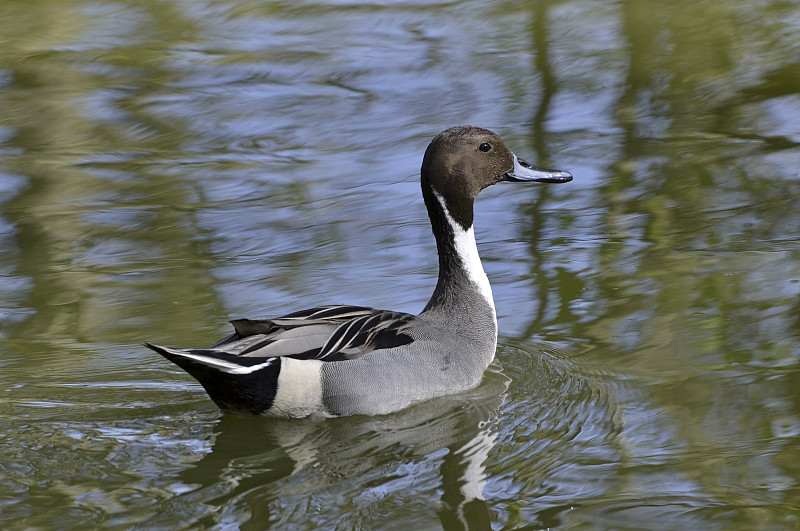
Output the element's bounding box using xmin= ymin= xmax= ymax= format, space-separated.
xmin=207 ymin=305 xmax=415 ymax=362
xmin=316 ymin=310 xmax=415 ymax=361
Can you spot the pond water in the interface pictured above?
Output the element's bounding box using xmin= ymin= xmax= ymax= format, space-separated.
xmin=2 ymin=0 xmax=800 ymax=528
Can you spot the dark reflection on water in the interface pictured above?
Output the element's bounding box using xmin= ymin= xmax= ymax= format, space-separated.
xmin=2 ymin=0 xmax=800 ymax=529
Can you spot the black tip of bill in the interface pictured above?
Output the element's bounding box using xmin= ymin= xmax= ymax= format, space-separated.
xmin=505 ymin=155 xmax=573 ymax=183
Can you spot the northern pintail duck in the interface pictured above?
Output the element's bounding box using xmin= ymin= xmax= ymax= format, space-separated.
xmin=147 ymin=126 xmax=572 ymax=417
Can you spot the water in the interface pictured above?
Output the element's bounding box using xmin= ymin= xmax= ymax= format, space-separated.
xmin=2 ymin=0 xmax=800 ymax=528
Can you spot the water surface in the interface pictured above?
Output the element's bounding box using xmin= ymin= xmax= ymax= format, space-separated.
xmin=1 ymin=0 xmax=799 ymax=528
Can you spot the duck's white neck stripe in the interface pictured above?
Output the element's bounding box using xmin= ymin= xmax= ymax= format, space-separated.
xmin=432 ymin=191 xmax=496 ymax=314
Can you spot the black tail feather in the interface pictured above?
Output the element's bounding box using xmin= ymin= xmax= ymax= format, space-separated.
xmin=145 ymin=343 xmax=281 ymax=415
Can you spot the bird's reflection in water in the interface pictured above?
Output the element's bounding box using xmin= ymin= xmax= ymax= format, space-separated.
xmin=180 ymin=367 xmax=510 ymax=529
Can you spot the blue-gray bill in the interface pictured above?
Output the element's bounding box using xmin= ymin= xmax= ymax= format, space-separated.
xmin=504 ymin=154 xmax=573 ymax=183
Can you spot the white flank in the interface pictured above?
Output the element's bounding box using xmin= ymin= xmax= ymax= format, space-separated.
xmin=271 ymin=357 xmax=325 ymax=418
xmin=432 ymin=191 xmax=496 ymax=316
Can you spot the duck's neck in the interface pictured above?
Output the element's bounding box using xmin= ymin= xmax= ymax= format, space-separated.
xmin=421 ymin=186 xmax=497 ymax=331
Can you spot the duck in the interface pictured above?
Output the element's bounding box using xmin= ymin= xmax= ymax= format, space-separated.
xmin=146 ymin=126 xmax=572 ymax=418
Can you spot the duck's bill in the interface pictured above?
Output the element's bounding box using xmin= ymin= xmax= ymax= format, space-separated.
xmin=505 ymin=154 xmax=573 ymax=183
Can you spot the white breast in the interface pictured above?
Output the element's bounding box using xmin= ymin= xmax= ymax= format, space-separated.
xmin=432 ymin=191 xmax=496 ymax=317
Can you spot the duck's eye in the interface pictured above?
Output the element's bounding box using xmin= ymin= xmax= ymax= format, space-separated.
xmin=479 ymin=143 xmax=492 ymax=152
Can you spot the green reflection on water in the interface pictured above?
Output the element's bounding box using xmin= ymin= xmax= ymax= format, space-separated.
xmin=1 ymin=0 xmax=799 ymax=529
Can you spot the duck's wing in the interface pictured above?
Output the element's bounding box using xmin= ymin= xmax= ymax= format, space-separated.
xmin=315 ymin=308 xmax=415 ymax=361
xmin=202 ymin=304 xmax=415 ymax=362
xmin=145 ymin=305 xmax=418 ymax=416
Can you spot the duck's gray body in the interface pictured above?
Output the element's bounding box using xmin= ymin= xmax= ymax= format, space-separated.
xmin=147 ymin=126 xmax=571 ymax=418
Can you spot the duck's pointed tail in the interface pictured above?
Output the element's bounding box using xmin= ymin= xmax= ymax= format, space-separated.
xmin=145 ymin=343 xmax=281 ymax=415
